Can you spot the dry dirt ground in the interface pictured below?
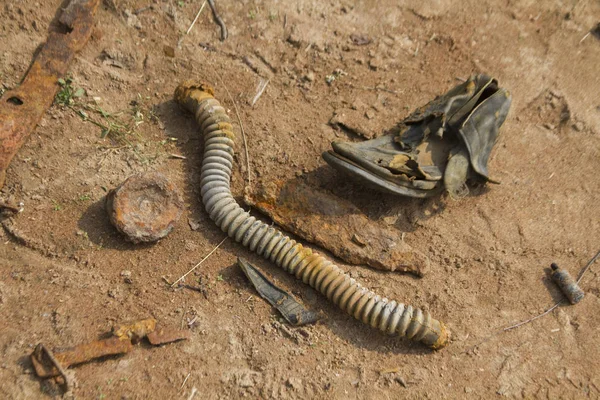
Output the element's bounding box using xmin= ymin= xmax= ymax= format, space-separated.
xmin=1 ymin=0 xmax=600 ymax=398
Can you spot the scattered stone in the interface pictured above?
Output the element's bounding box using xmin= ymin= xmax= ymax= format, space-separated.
xmin=120 ymin=270 xmax=132 ymax=284
xmin=286 ymin=377 xmax=303 ymax=391
xmin=350 ymin=33 xmax=371 ymax=46
xmin=124 ymin=9 xmax=142 ymax=29
xmin=329 ymin=109 xmax=378 ymax=140
xmin=99 ymin=48 xmax=137 ymax=70
xmin=287 ymin=27 xmax=303 ymax=48
xmin=369 ymin=57 xmax=384 ymax=70
xmin=163 ymin=45 xmax=175 ymax=58
xmin=382 ymin=215 xmax=398 ymax=226
xmin=351 ymin=233 xmax=367 ymax=247
xmin=106 ymin=172 xmax=184 ymax=243
xmin=184 ymin=240 xmax=198 ymax=252
xmin=395 ymin=376 xmax=408 ymax=387
xmin=188 ymin=218 xmax=201 ymax=231
xmin=236 ymin=370 xmax=262 ymax=388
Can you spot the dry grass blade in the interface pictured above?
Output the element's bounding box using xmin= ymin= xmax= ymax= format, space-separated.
xmin=215 ymin=74 xmax=252 ymax=189
xmin=171 ymin=237 xmax=228 ymax=287
xmin=251 ymin=78 xmax=269 ymax=106
xmin=186 ymin=1 xmax=207 ymax=35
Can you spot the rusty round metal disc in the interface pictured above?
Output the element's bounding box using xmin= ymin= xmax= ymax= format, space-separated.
xmin=106 ymin=172 xmax=184 ymax=243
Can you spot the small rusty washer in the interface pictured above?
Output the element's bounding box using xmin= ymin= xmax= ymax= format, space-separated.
xmin=106 ymin=172 xmax=184 ymax=243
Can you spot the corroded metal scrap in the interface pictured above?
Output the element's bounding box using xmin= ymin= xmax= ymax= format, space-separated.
xmin=147 ymin=327 xmax=192 ymax=345
xmin=31 ymin=338 xmax=133 ymax=378
xmin=244 ymin=180 xmax=429 ymax=276
xmin=0 ymin=0 xmax=100 ymax=188
xmin=106 ymin=172 xmax=184 ymax=243
xmin=31 ymin=318 xmax=190 ymax=379
xmin=114 ymin=318 xmax=157 ymax=342
xmin=238 ymin=258 xmax=321 ymax=326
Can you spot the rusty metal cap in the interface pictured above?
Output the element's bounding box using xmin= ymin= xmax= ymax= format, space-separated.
xmin=106 ymin=172 xmax=184 ymax=243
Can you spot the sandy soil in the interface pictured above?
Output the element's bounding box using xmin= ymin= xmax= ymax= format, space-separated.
xmin=1 ymin=0 xmax=599 ymax=398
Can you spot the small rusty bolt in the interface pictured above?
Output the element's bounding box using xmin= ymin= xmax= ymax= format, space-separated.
xmin=106 ymin=172 xmax=184 ymax=243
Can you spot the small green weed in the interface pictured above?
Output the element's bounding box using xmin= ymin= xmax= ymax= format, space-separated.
xmin=77 ymin=194 xmax=91 ymax=202
xmin=51 ymin=200 xmax=62 ymax=211
xmin=55 ymin=77 xmax=85 ymax=106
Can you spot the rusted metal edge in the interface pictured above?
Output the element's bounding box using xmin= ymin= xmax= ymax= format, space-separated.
xmin=0 ymin=0 xmax=100 ymax=188
xmin=31 ymin=317 xmax=191 ymax=379
xmin=31 ymin=337 xmax=133 ymax=378
xmin=238 ymin=257 xmax=321 ymax=326
xmin=147 ymin=326 xmax=192 ymax=345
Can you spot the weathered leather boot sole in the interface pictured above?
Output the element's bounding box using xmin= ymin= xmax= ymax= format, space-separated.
xmin=323 ymin=75 xmax=512 ymax=198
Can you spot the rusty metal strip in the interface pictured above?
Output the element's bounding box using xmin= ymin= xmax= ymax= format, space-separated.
xmin=31 ymin=338 xmax=133 ymax=378
xmin=147 ymin=326 xmax=192 ymax=345
xmin=244 ymin=180 xmax=430 ymax=276
xmin=0 ymin=0 xmax=100 ymax=188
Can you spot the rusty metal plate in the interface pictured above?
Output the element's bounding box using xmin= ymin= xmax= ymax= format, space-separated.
xmin=244 ymin=180 xmax=430 ymax=276
xmin=0 ymin=0 xmax=100 ymax=188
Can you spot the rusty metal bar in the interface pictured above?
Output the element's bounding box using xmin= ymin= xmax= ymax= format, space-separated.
xmin=0 ymin=0 xmax=100 ymax=188
xmin=31 ymin=338 xmax=133 ymax=378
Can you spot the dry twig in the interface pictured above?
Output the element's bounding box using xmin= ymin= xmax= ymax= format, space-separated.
xmin=186 ymin=1 xmax=208 ymax=35
xmin=171 ymin=237 xmax=228 ymax=287
xmin=177 ymin=1 xmax=207 ymax=48
xmin=464 ymin=249 xmax=600 ymax=353
xmin=502 ymin=249 xmax=600 ymax=332
xmin=187 ymin=387 xmax=198 ymax=400
xmin=215 ymin=74 xmax=252 ymax=189
xmin=180 ymin=372 xmax=191 ymax=390
xmin=251 ymin=78 xmax=270 ymax=106
xmin=207 ymin=0 xmax=228 ymax=41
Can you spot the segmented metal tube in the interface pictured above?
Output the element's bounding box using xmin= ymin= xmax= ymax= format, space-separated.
xmin=174 ymin=81 xmax=450 ymax=349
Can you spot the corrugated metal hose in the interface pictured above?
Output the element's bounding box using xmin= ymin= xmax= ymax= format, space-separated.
xmin=174 ymin=80 xmax=450 ymax=349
